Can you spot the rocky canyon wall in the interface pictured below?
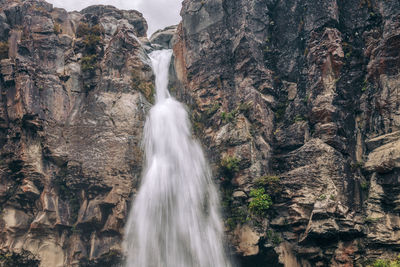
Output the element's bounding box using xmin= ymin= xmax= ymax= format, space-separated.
xmin=0 ymin=1 xmax=155 ymax=266
xmin=173 ymin=0 xmax=400 ymax=266
xmin=0 ymin=0 xmax=400 ymax=266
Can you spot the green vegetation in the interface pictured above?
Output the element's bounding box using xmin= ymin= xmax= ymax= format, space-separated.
xmin=266 ymin=229 xmax=282 ymax=246
xmin=249 ymin=188 xmax=272 ymax=217
xmin=221 ymin=111 xmax=235 ymax=123
xmin=318 ymin=194 xmax=327 ymax=200
xmin=81 ymin=55 xmax=97 ymax=72
xmin=0 ymin=250 xmax=39 ymax=267
xmin=205 ymin=103 xmax=220 ymax=118
xmin=238 ymin=102 xmax=252 ymax=116
xmin=77 ymin=22 xmax=103 ymax=76
xmin=274 ymin=102 xmax=288 ymax=122
xmin=254 ymin=175 xmax=282 ymax=197
xmin=368 ymin=254 xmax=400 ymax=267
xmin=293 ymin=114 xmax=306 ymax=122
xmin=220 ymin=101 xmax=253 ymax=124
xmin=0 ymin=41 xmax=9 ymax=60
xmin=362 ymin=79 xmax=368 ymax=92
xmin=221 ymin=187 xmax=249 ymax=230
xmin=220 ymin=155 xmax=240 ymax=178
xmin=364 ymin=216 xmax=382 ymax=224
xmin=351 ymin=161 xmax=365 ymax=170
xmin=76 ymin=23 xmax=103 ymax=53
xmin=361 ymin=181 xmax=369 ymax=191
xmin=303 ymin=94 xmax=310 ymax=104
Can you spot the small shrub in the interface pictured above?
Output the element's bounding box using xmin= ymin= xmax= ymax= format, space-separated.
xmin=368 ymin=255 xmax=400 ymax=267
xmin=81 ymin=55 xmax=97 ymax=72
xmin=351 ymin=161 xmax=364 ymax=170
xmin=362 ymin=79 xmax=368 ymax=92
xmin=76 ymin=23 xmax=90 ymax=38
xmin=275 ymin=102 xmax=287 ymax=122
xmin=249 ymin=188 xmax=272 ymax=217
xmin=83 ymin=34 xmax=101 ymax=53
xmin=220 ymin=155 xmax=240 ymax=178
xmin=361 ymin=181 xmax=369 ymax=191
xmin=221 ymin=110 xmax=236 ymax=124
xmin=303 ymin=94 xmax=310 ymax=104
xmin=205 ymin=103 xmax=220 ymax=117
xmin=238 ymin=102 xmax=252 ymax=116
xmin=76 ymin=23 xmax=103 ymax=54
xmin=254 ymin=175 xmax=282 ymax=197
xmin=0 ymin=41 xmax=9 ymax=60
xmin=293 ymin=114 xmax=306 ymax=122
xmin=266 ymin=229 xmax=282 ymax=246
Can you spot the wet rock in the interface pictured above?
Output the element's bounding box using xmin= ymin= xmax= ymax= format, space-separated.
xmin=150 ymin=25 xmax=178 ymax=49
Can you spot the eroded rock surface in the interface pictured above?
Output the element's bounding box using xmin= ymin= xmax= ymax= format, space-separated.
xmin=173 ymin=0 xmax=400 ymax=266
xmin=0 ymin=1 xmax=154 ymax=266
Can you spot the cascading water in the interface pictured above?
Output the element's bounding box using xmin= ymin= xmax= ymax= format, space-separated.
xmin=124 ymin=49 xmax=232 ymax=267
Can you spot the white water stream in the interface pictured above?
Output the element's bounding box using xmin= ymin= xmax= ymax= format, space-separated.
xmin=124 ymin=49 xmax=231 ymax=267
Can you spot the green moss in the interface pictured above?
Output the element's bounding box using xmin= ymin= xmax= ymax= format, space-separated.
xmin=249 ymin=188 xmax=272 ymax=217
xmin=220 ymin=155 xmax=240 ymax=178
xmin=368 ymin=255 xmax=400 ymax=267
xmin=0 ymin=41 xmax=9 ymax=60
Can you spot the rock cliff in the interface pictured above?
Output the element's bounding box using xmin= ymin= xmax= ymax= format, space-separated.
xmin=0 ymin=0 xmax=400 ymax=266
xmin=0 ymin=1 xmax=153 ymax=266
xmin=172 ymin=0 xmax=400 ymax=266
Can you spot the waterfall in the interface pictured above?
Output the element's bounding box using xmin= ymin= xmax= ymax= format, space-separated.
xmin=124 ymin=49 xmax=231 ymax=267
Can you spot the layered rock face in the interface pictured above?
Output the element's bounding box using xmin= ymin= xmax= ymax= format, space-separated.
xmin=1 ymin=0 xmax=400 ymax=266
xmin=173 ymin=0 xmax=400 ymax=266
xmin=0 ymin=1 xmax=155 ymax=266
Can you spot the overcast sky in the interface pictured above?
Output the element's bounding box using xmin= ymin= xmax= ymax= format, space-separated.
xmin=46 ymin=0 xmax=182 ymax=36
